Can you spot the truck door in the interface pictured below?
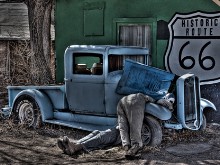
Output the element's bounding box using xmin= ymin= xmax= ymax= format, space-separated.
xmin=65 ymin=52 xmax=105 ymax=114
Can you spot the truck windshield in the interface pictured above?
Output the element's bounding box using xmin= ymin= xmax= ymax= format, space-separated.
xmin=108 ymin=54 xmax=146 ymax=73
xmin=73 ymin=53 xmax=103 ymax=75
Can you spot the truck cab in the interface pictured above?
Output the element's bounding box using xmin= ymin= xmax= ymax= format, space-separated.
xmin=64 ymin=45 xmax=149 ymax=116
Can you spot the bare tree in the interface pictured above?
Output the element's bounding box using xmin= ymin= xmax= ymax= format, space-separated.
xmin=23 ymin=0 xmax=54 ymax=85
xmin=10 ymin=0 xmax=54 ymax=85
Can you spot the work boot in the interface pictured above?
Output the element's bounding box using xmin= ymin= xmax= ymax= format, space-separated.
xmin=63 ymin=136 xmax=77 ymax=144
xmin=125 ymin=143 xmax=142 ymax=159
xmin=57 ymin=138 xmax=72 ymax=155
xmin=57 ymin=138 xmax=65 ymax=151
xmin=63 ymin=136 xmax=83 ymax=155
xmin=123 ymin=145 xmax=130 ymax=151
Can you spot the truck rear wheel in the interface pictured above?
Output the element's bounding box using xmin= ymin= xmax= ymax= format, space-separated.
xmin=13 ymin=95 xmax=42 ymax=128
xmin=142 ymin=116 xmax=162 ymax=146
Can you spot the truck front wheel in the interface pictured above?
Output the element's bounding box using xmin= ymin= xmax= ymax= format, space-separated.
xmin=13 ymin=95 xmax=42 ymax=128
xmin=142 ymin=116 xmax=162 ymax=146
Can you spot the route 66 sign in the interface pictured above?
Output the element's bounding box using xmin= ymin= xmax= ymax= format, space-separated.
xmin=165 ymin=11 xmax=220 ymax=85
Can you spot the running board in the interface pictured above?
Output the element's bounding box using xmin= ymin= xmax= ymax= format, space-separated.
xmin=45 ymin=119 xmax=114 ymax=131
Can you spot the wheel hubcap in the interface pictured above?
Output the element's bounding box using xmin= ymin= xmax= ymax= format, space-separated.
xmin=18 ymin=102 xmax=35 ymax=126
xmin=142 ymin=124 xmax=151 ymax=145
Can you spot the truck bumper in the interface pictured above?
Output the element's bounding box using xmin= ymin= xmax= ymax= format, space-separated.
xmin=0 ymin=107 xmax=12 ymax=119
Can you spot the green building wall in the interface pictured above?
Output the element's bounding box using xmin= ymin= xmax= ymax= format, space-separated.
xmin=55 ymin=0 xmax=219 ymax=82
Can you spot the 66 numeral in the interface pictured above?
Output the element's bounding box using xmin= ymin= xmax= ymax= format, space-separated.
xmin=179 ymin=41 xmax=215 ymax=70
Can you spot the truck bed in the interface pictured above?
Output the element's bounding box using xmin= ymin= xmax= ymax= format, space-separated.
xmin=7 ymin=85 xmax=68 ymax=109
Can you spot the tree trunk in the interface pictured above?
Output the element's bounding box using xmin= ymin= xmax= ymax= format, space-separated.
xmin=25 ymin=0 xmax=53 ymax=85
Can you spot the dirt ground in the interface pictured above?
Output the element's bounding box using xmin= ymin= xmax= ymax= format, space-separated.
xmin=0 ymin=119 xmax=220 ymax=165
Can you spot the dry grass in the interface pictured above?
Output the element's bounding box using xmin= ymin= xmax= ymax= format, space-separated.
xmin=0 ymin=40 xmax=55 ymax=109
xmin=5 ymin=40 xmax=55 ymax=86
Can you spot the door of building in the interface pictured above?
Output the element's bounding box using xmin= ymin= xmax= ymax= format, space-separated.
xmin=118 ymin=24 xmax=152 ymax=64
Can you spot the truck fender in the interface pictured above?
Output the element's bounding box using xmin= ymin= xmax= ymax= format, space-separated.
xmin=145 ymin=103 xmax=172 ymax=120
xmin=200 ymin=98 xmax=217 ymax=112
xmin=12 ymin=89 xmax=53 ymax=121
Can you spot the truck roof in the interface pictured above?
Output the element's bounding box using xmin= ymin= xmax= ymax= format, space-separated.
xmin=65 ymin=45 xmax=149 ymax=55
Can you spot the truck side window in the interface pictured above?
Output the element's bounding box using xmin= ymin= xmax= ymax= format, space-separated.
xmin=108 ymin=55 xmax=146 ymax=73
xmin=73 ymin=53 xmax=103 ymax=75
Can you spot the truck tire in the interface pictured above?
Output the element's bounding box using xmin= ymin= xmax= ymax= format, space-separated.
xmin=142 ymin=115 xmax=162 ymax=146
xmin=13 ymin=95 xmax=42 ymax=128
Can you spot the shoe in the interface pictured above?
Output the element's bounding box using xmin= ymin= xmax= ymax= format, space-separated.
xmin=57 ymin=138 xmax=70 ymax=155
xmin=123 ymin=145 xmax=130 ymax=151
xmin=63 ymin=136 xmax=77 ymax=144
xmin=125 ymin=144 xmax=142 ymax=159
xmin=57 ymin=138 xmax=65 ymax=151
xmin=63 ymin=136 xmax=83 ymax=155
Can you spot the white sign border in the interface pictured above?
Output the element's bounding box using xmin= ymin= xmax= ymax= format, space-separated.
xmin=165 ymin=11 xmax=220 ymax=85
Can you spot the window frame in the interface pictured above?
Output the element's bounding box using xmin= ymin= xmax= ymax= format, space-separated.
xmin=107 ymin=54 xmax=148 ymax=73
xmin=72 ymin=52 xmax=103 ymax=75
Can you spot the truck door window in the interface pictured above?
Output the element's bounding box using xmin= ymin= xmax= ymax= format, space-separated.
xmin=73 ymin=53 xmax=103 ymax=75
xmin=108 ymin=55 xmax=146 ymax=73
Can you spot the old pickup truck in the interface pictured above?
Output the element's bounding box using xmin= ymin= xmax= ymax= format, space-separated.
xmin=1 ymin=45 xmax=217 ymax=146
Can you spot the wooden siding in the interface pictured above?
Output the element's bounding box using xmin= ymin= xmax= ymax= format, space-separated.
xmin=0 ymin=3 xmax=29 ymax=39
xmin=0 ymin=2 xmax=55 ymax=40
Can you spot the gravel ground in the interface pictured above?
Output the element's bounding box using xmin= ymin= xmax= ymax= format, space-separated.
xmin=0 ymin=119 xmax=220 ymax=165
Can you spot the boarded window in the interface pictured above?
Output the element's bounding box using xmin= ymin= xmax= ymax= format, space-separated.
xmin=83 ymin=2 xmax=105 ymax=36
xmin=118 ymin=25 xmax=151 ymax=64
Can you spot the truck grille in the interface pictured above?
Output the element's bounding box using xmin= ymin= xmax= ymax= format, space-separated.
xmin=183 ymin=75 xmax=201 ymax=128
xmin=177 ymin=73 xmax=202 ymax=130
